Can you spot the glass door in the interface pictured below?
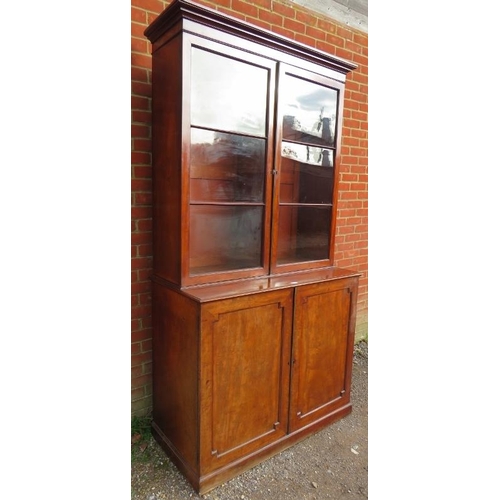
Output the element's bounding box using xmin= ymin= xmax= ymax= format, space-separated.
xmin=271 ymin=65 xmax=344 ymax=273
xmin=185 ymin=39 xmax=276 ymax=285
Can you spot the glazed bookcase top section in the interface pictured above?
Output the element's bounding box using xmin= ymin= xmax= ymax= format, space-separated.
xmin=144 ymin=0 xmax=357 ymax=75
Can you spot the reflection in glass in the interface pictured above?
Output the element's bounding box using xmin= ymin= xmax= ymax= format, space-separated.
xmin=190 ymin=128 xmax=266 ymax=203
xmin=282 ymin=74 xmax=337 ymax=146
xmin=276 ymin=206 xmax=331 ymax=264
xmin=280 ymin=142 xmax=333 ymax=204
xmin=190 ymin=205 xmax=263 ymax=275
xmin=191 ymin=48 xmax=268 ymax=136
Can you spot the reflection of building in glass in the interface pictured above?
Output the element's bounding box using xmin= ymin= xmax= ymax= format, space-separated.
xmin=283 ymin=111 xmax=333 ymax=145
xmin=281 ymin=141 xmax=332 ymax=168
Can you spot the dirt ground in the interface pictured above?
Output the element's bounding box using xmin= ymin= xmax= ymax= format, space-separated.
xmin=131 ymin=340 xmax=368 ymax=500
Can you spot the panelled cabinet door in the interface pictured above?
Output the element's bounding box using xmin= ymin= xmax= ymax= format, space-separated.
xmin=289 ymin=279 xmax=357 ymax=432
xmin=199 ymin=289 xmax=293 ymax=473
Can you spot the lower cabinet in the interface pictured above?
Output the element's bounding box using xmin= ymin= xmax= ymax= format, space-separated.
xmin=151 ymin=271 xmax=359 ymax=494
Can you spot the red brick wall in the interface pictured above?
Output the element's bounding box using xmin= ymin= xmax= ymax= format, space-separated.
xmin=131 ymin=0 xmax=368 ymax=416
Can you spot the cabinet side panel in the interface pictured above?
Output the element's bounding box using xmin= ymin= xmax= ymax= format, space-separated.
xmin=152 ymin=283 xmax=199 ymax=472
xmin=152 ymin=34 xmax=182 ymax=284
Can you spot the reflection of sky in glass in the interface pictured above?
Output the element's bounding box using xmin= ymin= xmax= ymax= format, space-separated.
xmin=282 ymin=141 xmax=333 ymax=167
xmin=283 ymin=74 xmax=337 ymax=137
xmin=191 ymin=48 xmax=267 ymax=136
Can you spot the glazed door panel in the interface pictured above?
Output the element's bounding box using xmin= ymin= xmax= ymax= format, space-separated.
xmin=200 ymin=289 xmax=293 ymax=473
xmin=289 ymin=279 xmax=355 ymax=432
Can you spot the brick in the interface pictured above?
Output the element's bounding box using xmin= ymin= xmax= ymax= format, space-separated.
xmin=140 ymin=316 xmax=153 ymax=329
xmin=132 ymin=179 xmax=152 ymax=191
xmin=133 ymin=166 xmax=152 ymax=178
xmin=132 ymin=281 xmax=151 ymax=295
xmin=131 ymin=373 xmax=152 ymax=390
xmin=345 ymin=233 xmax=361 ymax=242
xmin=132 ymin=81 xmax=152 ymax=99
xmin=293 ymin=33 xmax=315 ymax=48
xmin=132 ymin=110 xmax=151 ymax=124
xmin=335 ymin=47 xmax=353 ymax=61
xmin=131 ymin=37 xmax=148 ymax=53
xmin=340 ymin=173 xmax=357 ymax=182
xmin=131 ymin=396 xmax=153 ymax=415
xmin=131 ymin=53 xmax=152 ymax=70
xmin=351 ymin=129 xmax=367 ymax=139
xmin=343 ymin=118 xmax=360 ymax=129
xmin=305 ymin=25 xmax=325 ymax=40
xmin=343 ymin=137 xmax=359 ymax=147
xmin=232 ymin=0 xmax=258 ymax=18
xmin=317 ymin=18 xmax=336 ymax=34
xmin=146 ymin=11 xmax=160 ymax=25
xmin=351 ymin=71 xmax=368 ymax=85
xmin=132 ymin=7 xmax=147 ymax=24
xmin=137 ymin=219 xmax=153 ymax=231
xmin=131 ymin=207 xmax=152 ymax=220
xmin=133 ymin=139 xmax=152 ymax=152
xmin=132 ymin=22 xmax=147 ymax=38
xmin=132 ymin=151 xmax=151 ymax=165
xmin=247 ymin=0 xmax=271 ymax=9
xmin=131 ymin=66 xmax=148 ymax=83
xmin=272 ymin=1 xmax=294 ymax=18
xmin=337 ymin=225 xmax=355 ymax=235
xmin=131 ymin=341 xmax=142 ymax=355
xmin=345 ymin=40 xmax=363 ymax=54
xmin=271 ymin=25 xmax=295 ymax=39
xmin=341 ymin=156 xmax=358 ymax=164
xmin=131 ymin=365 xmax=143 ymax=379
xmin=137 ymin=272 xmax=153 ymax=286
xmin=131 ymin=96 xmax=151 ymax=110
xmin=135 ymin=192 xmax=152 ymax=205
xmin=132 ymin=231 xmax=152 ymax=245
xmin=131 ymin=0 xmax=163 ymax=13
xmin=132 ymin=329 xmax=152 ymax=343
xmin=132 ymin=124 xmax=150 ymax=139
xmin=352 ymin=53 xmax=368 ymax=66
xmin=350 ymin=182 xmax=367 ymax=191
xmin=141 ymin=339 xmax=153 ymax=352
xmin=258 ymin=8 xmax=282 ymax=25
xmin=283 ymin=18 xmax=305 ymax=34
xmin=131 ymin=257 xmax=152 ymax=271
xmin=354 ymin=240 xmax=368 ymax=250
xmin=138 ymin=243 xmax=153 ymax=256
xmin=131 ymin=351 xmax=152 ymax=367
xmin=295 ymin=10 xmax=317 ymax=27
xmin=326 ymin=33 xmax=344 ymax=48
xmin=336 ymin=25 xmax=354 ymax=41
xmin=131 ymin=387 xmax=145 ymax=400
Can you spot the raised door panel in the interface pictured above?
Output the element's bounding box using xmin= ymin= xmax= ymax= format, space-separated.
xmin=289 ymin=279 xmax=357 ymax=432
xmin=199 ymin=289 xmax=293 ymax=473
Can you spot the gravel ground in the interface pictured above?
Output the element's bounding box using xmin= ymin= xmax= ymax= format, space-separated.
xmin=131 ymin=340 xmax=368 ymax=500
